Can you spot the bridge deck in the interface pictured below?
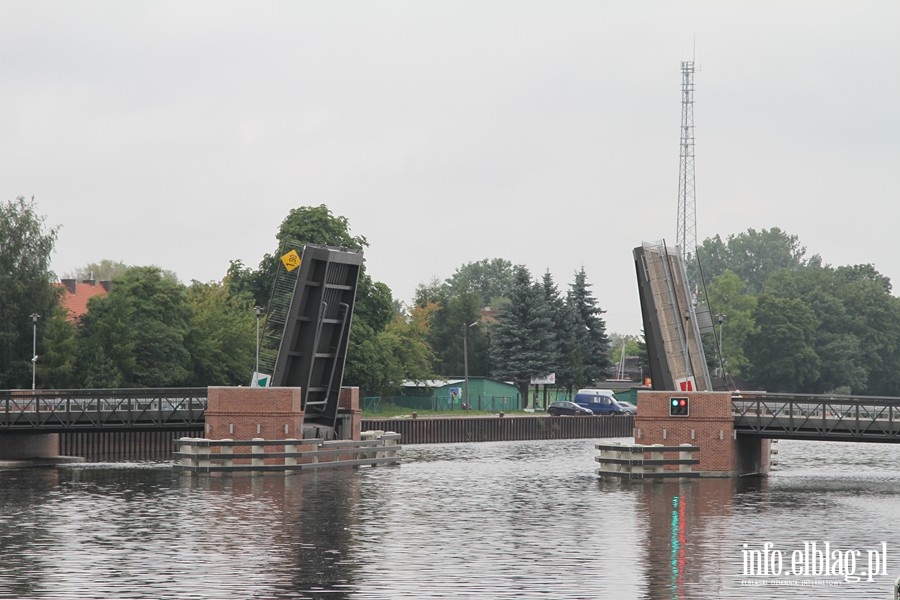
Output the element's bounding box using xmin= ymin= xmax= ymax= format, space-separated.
xmin=5 ymin=390 xmax=900 ymax=443
xmin=733 ymin=394 xmax=900 ymax=442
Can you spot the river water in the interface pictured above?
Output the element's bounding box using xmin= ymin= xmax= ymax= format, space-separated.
xmin=1 ymin=438 xmax=899 ymax=599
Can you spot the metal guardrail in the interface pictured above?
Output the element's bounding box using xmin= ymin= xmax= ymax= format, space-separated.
xmin=0 ymin=388 xmax=208 ymax=432
xmin=733 ymin=393 xmax=900 ymax=442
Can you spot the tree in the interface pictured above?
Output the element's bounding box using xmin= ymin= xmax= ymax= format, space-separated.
xmin=0 ymin=197 xmax=65 ymax=388
xmin=372 ymin=310 xmax=436 ymax=394
xmin=698 ymin=227 xmax=814 ymax=293
xmin=427 ymin=291 xmax=488 ymax=376
xmin=563 ymin=267 xmax=612 ymax=390
xmin=413 ymin=277 xmax=445 ymax=308
xmin=61 ymin=260 xmax=130 ymax=282
xmin=745 ymin=294 xmax=820 ymax=392
xmin=76 ymin=267 xmax=192 ymax=387
xmin=38 ymin=306 xmax=79 ymax=389
xmin=765 ymin=266 xmax=868 ymax=393
xmin=183 ymin=281 xmax=257 ymax=386
xmin=703 ymin=270 xmax=757 ymax=381
xmin=831 ymin=265 xmax=900 ymax=395
xmin=490 ymin=266 xmax=557 ymax=408
xmin=538 ymin=270 xmax=568 ymax=389
xmin=445 ymin=258 xmax=516 ymax=308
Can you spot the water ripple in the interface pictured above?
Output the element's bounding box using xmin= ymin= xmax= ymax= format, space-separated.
xmin=2 ymin=438 xmax=900 ymax=598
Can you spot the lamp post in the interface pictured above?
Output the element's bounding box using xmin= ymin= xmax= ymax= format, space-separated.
xmin=254 ymin=306 xmax=263 ymax=387
xmin=717 ymin=313 xmax=726 ymax=379
xmin=30 ymin=313 xmax=40 ymax=390
xmin=463 ymin=320 xmax=478 ymax=410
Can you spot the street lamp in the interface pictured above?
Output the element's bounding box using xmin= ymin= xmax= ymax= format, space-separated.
xmin=254 ymin=306 xmax=263 ymax=387
xmin=717 ymin=313 xmax=726 ymax=379
xmin=463 ymin=320 xmax=478 ymax=410
xmin=30 ymin=313 xmax=40 ymax=390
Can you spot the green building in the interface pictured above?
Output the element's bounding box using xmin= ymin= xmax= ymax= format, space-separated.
xmin=401 ymin=377 xmax=521 ymax=412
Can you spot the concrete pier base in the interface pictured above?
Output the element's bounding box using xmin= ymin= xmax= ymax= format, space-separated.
xmin=0 ymin=433 xmax=85 ymax=467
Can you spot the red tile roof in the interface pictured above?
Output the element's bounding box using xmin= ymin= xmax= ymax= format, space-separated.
xmin=53 ymin=280 xmax=110 ymax=321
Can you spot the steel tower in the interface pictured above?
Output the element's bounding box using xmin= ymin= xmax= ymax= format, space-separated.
xmin=676 ymin=60 xmax=698 ymax=294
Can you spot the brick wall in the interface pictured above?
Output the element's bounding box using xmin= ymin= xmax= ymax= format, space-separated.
xmin=634 ymin=391 xmax=740 ymax=476
xmin=205 ymin=387 xmax=304 ymax=440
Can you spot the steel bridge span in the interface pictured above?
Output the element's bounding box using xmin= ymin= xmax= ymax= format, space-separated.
xmin=3 ymin=389 xmax=900 ymax=445
xmin=733 ymin=392 xmax=900 ymax=443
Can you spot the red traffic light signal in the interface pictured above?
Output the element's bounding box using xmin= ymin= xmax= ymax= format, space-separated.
xmin=670 ymin=397 xmax=689 ymax=416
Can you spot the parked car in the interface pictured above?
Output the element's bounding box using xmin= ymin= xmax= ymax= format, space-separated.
xmin=573 ymin=390 xmax=635 ymax=415
xmin=547 ymin=401 xmax=594 ymax=416
xmin=617 ymin=401 xmax=638 ymax=415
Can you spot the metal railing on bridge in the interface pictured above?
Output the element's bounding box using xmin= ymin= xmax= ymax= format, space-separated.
xmin=0 ymin=388 xmax=207 ymax=433
xmin=733 ymin=393 xmax=900 ymax=442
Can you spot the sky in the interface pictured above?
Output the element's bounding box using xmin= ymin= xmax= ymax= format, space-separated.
xmin=2 ymin=1 xmax=898 ymax=335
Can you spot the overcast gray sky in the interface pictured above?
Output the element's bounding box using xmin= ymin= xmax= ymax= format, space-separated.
xmin=2 ymin=1 xmax=898 ymax=335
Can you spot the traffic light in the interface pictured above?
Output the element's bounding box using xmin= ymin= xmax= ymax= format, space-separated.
xmin=669 ymin=397 xmax=689 ymax=416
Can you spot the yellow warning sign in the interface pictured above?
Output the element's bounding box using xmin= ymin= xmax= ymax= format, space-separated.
xmin=280 ymin=249 xmax=301 ymax=272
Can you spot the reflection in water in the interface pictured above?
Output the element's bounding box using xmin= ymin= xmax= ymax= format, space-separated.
xmin=1 ymin=439 xmax=900 ymax=598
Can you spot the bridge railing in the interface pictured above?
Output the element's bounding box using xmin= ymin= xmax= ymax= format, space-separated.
xmin=732 ymin=392 xmax=900 ymax=441
xmin=0 ymin=388 xmax=208 ymax=431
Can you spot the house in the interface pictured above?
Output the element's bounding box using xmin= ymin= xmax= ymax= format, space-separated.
xmin=54 ymin=279 xmax=111 ymax=321
xmin=402 ymin=376 xmax=521 ymax=411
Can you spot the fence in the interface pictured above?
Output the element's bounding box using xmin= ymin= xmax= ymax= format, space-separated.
xmin=363 ymin=395 xmax=522 ymax=413
xmin=363 ymin=415 xmax=633 ymax=444
xmin=173 ymin=430 xmax=401 ymax=474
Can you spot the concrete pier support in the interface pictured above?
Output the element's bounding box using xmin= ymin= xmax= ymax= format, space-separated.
xmin=634 ymin=391 xmax=771 ymax=477
xmin=0 ymin=433 xmax=84 ymax=467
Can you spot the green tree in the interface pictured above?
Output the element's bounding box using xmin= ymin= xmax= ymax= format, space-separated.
xmin=538 ymin=270 xmax=568 ymax=389
xmin=184 ymin=281 xmax=256 ymax=386
xmin=831 ymin=265 xmax=900 ymax=395
xmin=76 ymin=267 xmax=192 ymax=387
xmin=698 ymin=227 xmax=814 ymax=293
xmin=564 ymin=267 xmax=612 ymax=389
xmin=0 ymin=197 xmax=65 ymax=388
xmin=62 ymin=260 xmax=130 ymax=282
xmin=38 ymin=306 xmax=79 ymax=389
xmin=490 ymin=266 xmax=557 ymax=408
xmin=704 ymin=270 xmax=757 ymax=381
xmin=427 ymin=291 xmax=488 ymax=376
xmin=445 ymin=258 xmax=516 ymax=308
xmin=412 ymin=277 xmax=445 ymax=308
xmin=745 ymin=294 xmax=820 ymax=392
xmin=373 ymin=311 xmax=436 ymax=394
xmin=765 ymin=266 xmax=868 ymax=393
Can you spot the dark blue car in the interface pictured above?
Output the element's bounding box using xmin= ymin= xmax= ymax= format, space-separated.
xmin=546 ymin=401 xmax=594 ymax=416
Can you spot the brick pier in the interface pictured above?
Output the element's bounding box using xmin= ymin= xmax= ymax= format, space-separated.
xmin=634 ymin=391 xmax=771 ymax=477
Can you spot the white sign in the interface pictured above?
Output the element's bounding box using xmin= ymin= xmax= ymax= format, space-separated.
xmin=675 ymin=376 xmax=696 ymax=392
xmin=530 ymin=373 xmax=556 ymax=385
xmin=251 ymin=372 xmax=271 ymax=388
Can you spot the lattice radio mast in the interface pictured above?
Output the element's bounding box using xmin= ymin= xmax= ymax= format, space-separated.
xmin=676 ymin=60 xmax=698 ymax=295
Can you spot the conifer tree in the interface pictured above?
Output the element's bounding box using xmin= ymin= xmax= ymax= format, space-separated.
xmin=565 ymin=267 xmax=612 ymax=387
xmin=490 ymin=266 xmax=557 ymax=408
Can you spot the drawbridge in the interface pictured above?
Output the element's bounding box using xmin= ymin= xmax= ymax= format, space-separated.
xmin=260 ymin=243 xmax=363 ymax=433
xmin=633 ymin=241 xmax=718 ymax=392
